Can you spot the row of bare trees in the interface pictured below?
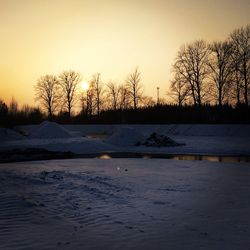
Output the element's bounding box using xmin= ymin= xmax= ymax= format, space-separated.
xmin=170 ymin=24 xmax=250 ymax=107
xmin=35 ymin=68 xmax=144 ymax=118
xmin=34 ymin=24 xmax=249 ymax=119
xmin=80 ymin=69 xmax=144 ymax=116
xmin=35 ymin=71 xmax=80 ymax=118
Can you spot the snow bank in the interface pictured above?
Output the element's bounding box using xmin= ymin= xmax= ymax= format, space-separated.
xmin=43 ymin=138 xmax=117 ymax=154
xmin=0 ymin=127 xmax=24 ymax=141
xmin=18 ymin=124 xmax=250 ymax=138
xmin=4 ymin=123 xmax=249 ymax=156
xmin=161 ymin=124 xmax=250 ymax=137
xmin=30 ymin=121 xmax=73 ymax=139
xmin=105 ymin=127 xmax=145 ymax=146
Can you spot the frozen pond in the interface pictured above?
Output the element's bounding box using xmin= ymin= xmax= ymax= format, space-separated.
xmin=0 ymin=158 xmax=250 ymax=249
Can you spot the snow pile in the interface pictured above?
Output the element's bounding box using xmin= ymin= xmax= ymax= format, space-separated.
xmin=137 ymin=132 xmax=184 ymax=147
xmin=105 ymin=127 xmax=145 ymax=146
xmin=0 ymin=127 xmax=24 ymax=141
xmin=30 ymin=121 xmax=73 ymax=139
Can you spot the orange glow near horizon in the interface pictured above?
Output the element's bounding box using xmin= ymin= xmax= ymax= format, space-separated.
xmin=0 ymin=0 xmax=250 ymax=106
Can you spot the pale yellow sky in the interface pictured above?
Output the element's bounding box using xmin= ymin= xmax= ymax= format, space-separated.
xmin=0 ymin=0 xmax=250 ymax=106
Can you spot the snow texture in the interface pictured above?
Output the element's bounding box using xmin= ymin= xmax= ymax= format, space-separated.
xmin=0 ymin=158 xmax=250 ymax=250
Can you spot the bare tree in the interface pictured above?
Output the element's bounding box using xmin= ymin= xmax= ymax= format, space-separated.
xmin=86 ymin=81 xmax=95 ymax=116
xmin=230 ymin=25 xmax=250 ymax=105
xmin=20 ymin=104 xmax=32 ymax=117
xmin=173 ymin=40 xmax=210 ymax=106
xmin=35 ymin=74 xmax=60 ymax=119
xmin=90 ymin=73 xmax=104 ymax=116
xmin=118 ymin=84 xmax=130 ymax=110
xmin=208 ymin=41 xmax=233 ymax=106
xmin=9 ymin=97 xmax=19 ymax=115
xmin=106 ymin=81 xmax=120 ymax=110
xmin=232 ymin=56 xmax=243 ymax=105
xmin=169 ymin=73 xmax=190 ymax=106
xmin=141 ymin=95 xmax=156 ymax=107
xmin=126 ymin=67 xmax=143 ymax=110
xmin=59 ymin=70 xmax=80 ymax=117
xmin=79 ymin=92 xmax=86 ymax=115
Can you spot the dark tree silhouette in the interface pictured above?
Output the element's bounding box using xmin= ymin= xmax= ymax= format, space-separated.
xmin=0 ymin=99 xmax=8 ymax=125
xmin=141 ymin=95 xmax=156 ymax=107
xmin=106 ymin=81 xmax=120 ymax=110
xmin=230 ymin=47 xmax=243 ymax=105
xmin=59 ymin=70 xmax=80 ymax=117
xmin=118 ymin=84 xmax=130 ymax=110
xmin=86 ymin=81 xmax=95 ymax=116
xmin=230 ymin=25 xmax=250 ymax=106
xmin=35 ymin=74 xmax=60 ymax=119
xmin=173 ymin=40 xmax=210 ymax=106
xmin=91 ymin=73 xmax=103 ymax=116
xmin=126 ymin=67 xmax=143 ymax=110
xmin=8 ymin=97 xmax=19 ymax=115
xmin=208 ymin=41 xmax=233 ymax=106
xmin=169 ymin=72 xmax=190 ymax=106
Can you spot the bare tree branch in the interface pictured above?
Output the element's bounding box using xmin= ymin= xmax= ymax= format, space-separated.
xmin=35 ymin=74 xmax=60 ymax=119
xmin=126 ymin=67 xmax=143 ymax=110
xmin=59 ymin=70 xmax=80 ymax=117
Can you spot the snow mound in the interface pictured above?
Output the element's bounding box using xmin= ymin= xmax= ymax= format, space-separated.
xmin=105 ymin=127 xmax=145 ymax=147
xmin=0 ymin=127 xmax=24 ymax=141
xmin=30 ymin=121 xmax=73 ymax=139
xmin=138 ymin=132 xmax=185 ymax=147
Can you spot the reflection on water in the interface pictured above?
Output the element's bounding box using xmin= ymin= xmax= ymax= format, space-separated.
xmin=97 ymin=152 xmax=249 ymax=163
xmin=99 ymin=154 xmax=112 ymax=159
xmin=172 ymin=155 xmax=249 ymax=163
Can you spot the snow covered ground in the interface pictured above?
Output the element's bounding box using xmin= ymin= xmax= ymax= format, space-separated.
xmin=18 ymin=123 xmax=250 ymax=138
xmin=0 ymin=123 xmax=250 ymax=249
xmin=0 ymin=123 xmax=249 ymax=157
xmin=0 ymin=158 xmax=250 ymax=250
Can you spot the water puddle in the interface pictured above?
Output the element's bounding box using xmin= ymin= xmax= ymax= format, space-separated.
xmin=97 ymin=152 xmax=250 ymax=163
xmin=1 ymin=149 xmax=249 ymax=164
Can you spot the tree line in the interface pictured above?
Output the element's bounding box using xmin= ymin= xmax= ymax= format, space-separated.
xmin=0 ymin=24 xmax=249 ymax=125
xmin=34 ymin=68 xmax=144 ymax=119
xmin=34 ymin=24 xmax=250 ymax=117
xmin=170 ymin=24 xmax=250 ymax=107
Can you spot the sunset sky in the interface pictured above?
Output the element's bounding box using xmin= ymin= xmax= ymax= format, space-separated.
xmin=0 ymin=0 xmax=250 ymax=106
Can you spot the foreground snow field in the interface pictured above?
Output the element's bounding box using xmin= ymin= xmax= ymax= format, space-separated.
xmin=0 ymin=158 xmax=250 ymax=250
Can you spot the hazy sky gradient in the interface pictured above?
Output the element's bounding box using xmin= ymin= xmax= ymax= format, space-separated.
xmin=1 ymin=0 xmax=250 ymax=106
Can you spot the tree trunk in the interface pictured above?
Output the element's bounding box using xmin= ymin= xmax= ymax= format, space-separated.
xmin=218 ymin=85 xmax=222 ymax=107
xmin=243 ymin=58 xmax=248 ymax=106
